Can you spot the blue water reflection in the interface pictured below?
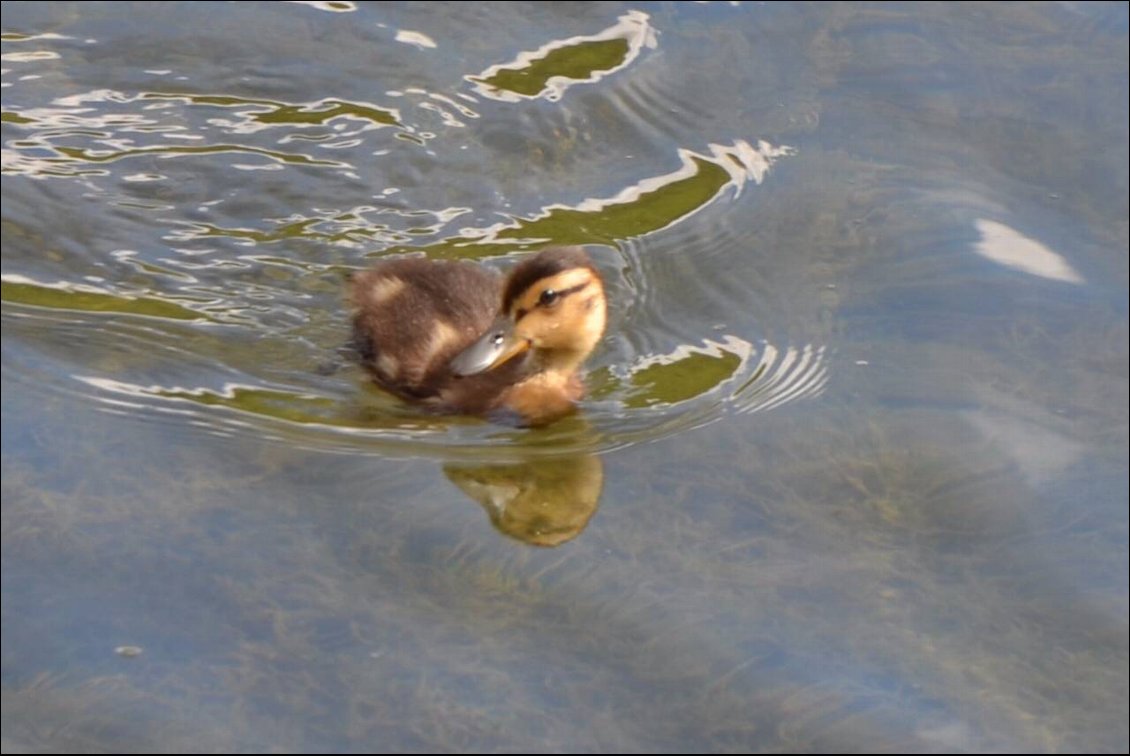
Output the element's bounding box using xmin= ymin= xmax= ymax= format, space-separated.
xmin=2 ymin=2 xmax=1126 ymax=751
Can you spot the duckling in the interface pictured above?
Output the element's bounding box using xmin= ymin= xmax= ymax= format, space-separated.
xmin=350 ymin=245 xmax=607 ymax=425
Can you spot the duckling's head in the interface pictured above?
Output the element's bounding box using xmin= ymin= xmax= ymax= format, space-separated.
xmin=451 ymin=246 xmax=606 ymax=377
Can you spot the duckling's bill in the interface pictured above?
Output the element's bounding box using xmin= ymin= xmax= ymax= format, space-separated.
xmin=450 ymin=316 xmax=529 ymax=376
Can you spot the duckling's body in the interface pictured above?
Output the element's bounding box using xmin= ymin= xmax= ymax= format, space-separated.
xmin=350 ymin=246 xmax=606 ymax=425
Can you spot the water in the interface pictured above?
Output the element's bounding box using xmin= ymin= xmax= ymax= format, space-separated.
xmin=2 ymin=2 xmax=1126 ymax=751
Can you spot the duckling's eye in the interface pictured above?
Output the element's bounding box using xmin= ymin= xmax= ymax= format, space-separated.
xmin=538 ymin=289 xmax=559 ymax=307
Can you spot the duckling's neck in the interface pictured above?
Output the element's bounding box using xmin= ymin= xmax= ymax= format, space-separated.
xmin=529 ymin=347 xmax=590 ymax=376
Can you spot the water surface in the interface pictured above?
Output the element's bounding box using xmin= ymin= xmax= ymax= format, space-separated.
xmin=2 ymin=2 xmax=1127 ymax=752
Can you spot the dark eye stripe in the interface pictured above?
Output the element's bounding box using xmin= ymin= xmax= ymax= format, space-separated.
xmin=514 ymin=280 xmax=590 ymax=321
xmin=545 ymin=281 xmax=588 ymax=304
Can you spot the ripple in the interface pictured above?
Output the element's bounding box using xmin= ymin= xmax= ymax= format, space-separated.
xmin=370 ymin=138 xmax=796 ymax=260
xmin=1 ymin=50 xmax=61 ymax=63
xmin=287 ymin=1 xmax=357 ymax=12
xmin=55 ymin=142 xmax=344 ymax=167
xmin=141 ymin=92 xmax=403 ymax=132
xmin=2 ymin=10 xmax=823 ymax=462
xmin=608 ymin=71 xmax=713 ymax=142
xmin=733 ymin=342 xmax=830 ymax=414
xmin=973 ymin=218 xmax=1083 ymax=284
xmin=467 ymin=10 xmax=656 ymax=103
xmin=590 ymin=335 xmax=830 ymax=443
xmin=1 ymin=89 xmax=373 ymax=177
xmin=168 ymin=204 xmax=473 ymax=251
xmin=44 ymin=330 xmax=827 ymax=462
xmin=0 ymin=32 xmax=74 ymax=42
xmin=1 ymin=274 xmax=228 ymax=324
xmin=3 ymin=125 xmax=818 ymax=459
xmin=394 ymin=30 xmax=437 ymax=50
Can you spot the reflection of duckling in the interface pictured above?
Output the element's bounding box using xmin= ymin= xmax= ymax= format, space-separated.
xmin=444 ymin=454 xmax=604 ymax=547
xmin=350 ymin=246 xmax=606 ymax=425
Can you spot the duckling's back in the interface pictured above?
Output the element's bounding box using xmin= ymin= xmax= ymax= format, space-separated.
xmin=350 ymin=258 xmax=500 ymax=400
